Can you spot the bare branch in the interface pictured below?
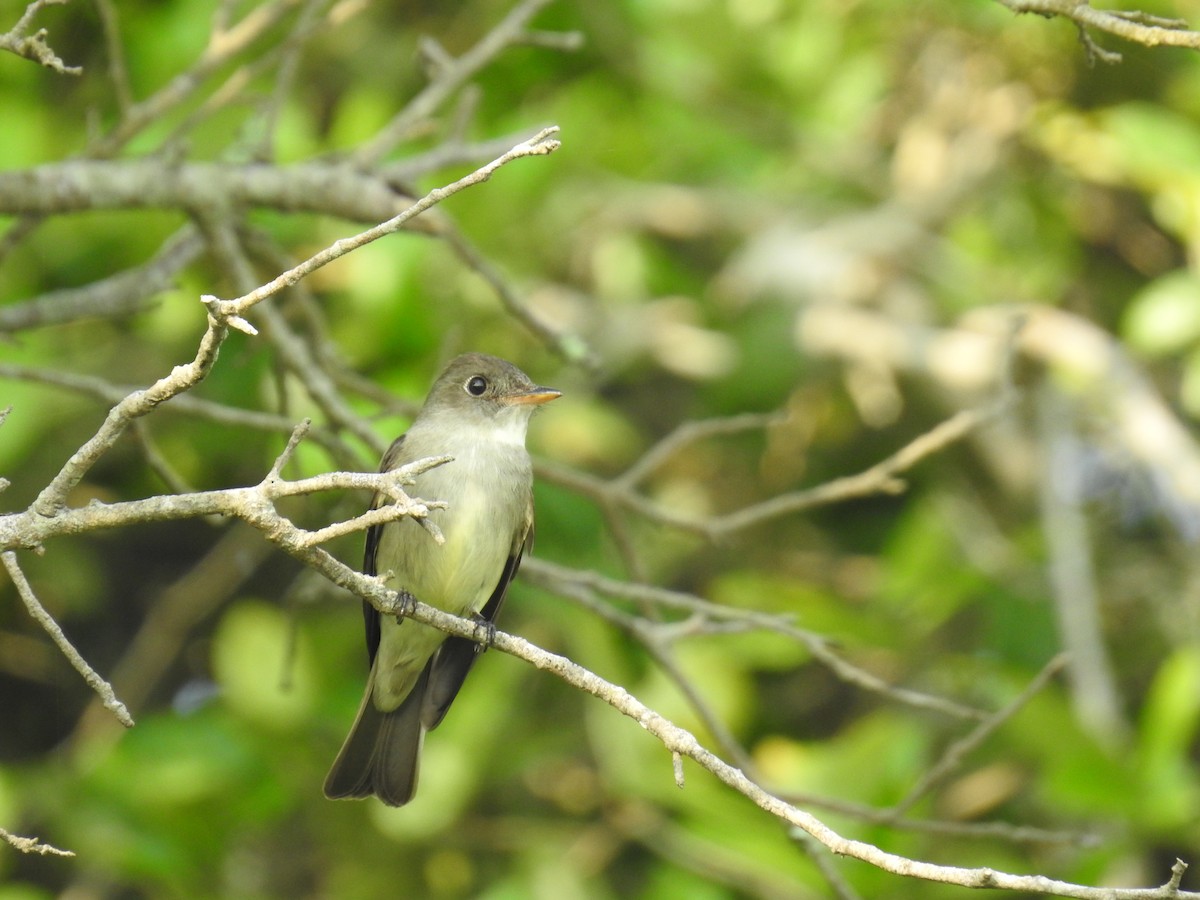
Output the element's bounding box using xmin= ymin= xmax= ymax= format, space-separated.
xmin=523 ymin=558 xmax=990 ymax=722
xmin=89 ymin=0 xmax=304 ymax=157
xmin=995 ymin=0 xmax=1200 ymax=60
xmin=94 ymin=0 xmax=132 ymax=113
xmin=351 ymin=0 xmax=568 ymax=166
xmin=2 ymin=551 xmax=134 ymax=727
xmin=537 ymin=394 xmax=1010 ymax=544
xmin=1038 ymin=388 xmax=1127 ymax=746
xmin=0 ymin=0 xmax=80 ymax=74
xmin=1 ymin=457 xmax=449 ymax=551
xmin=203 ymin=126 xmax=562 ymax=329
xmin=0 ymin=826 xmax=74 ymax=857
xmin=0 ymin=160 xmax=423 ymax=224
xmin=439 ymin=221 xmax=598 ymax=368
xmin=319 ymin=562 xmax=1200 ymax=898
xmin=0 ymin=227 xmax=204 ymax=333
xmin=0 ymin=362 xmax=351 ymax=457
xmin=885 ymin=654 xmax=1070 ymax=819
xmin=381 ymin=128 xmax=550 ymax=183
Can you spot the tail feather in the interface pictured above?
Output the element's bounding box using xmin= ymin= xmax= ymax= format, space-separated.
xmin=324 ymin=664 xmax=429 ymax=806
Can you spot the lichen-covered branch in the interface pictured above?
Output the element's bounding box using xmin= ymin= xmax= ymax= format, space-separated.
xmin=0 ymin=0 xmax=80 ymax=74
xmin=996 ymin=0 xmax=1200 ymax=61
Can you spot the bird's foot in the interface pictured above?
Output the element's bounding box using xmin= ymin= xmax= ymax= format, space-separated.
xmin=471 ymin=613 xmax=497 ymax=651
xmin=394 ymin=590 xmax=417 ymax=622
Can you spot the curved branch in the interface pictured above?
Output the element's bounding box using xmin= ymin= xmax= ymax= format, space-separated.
xmin=0 ymin=0 xmax=80 ymax=74
xmin=0 ymin=160 xmax=422 ymax=223
xmin=202 ymin=126 xmax=562 ymax=333
xmin=0 ymin=826 xmax=74 ymax=857
xmin=996 ymin=0 xmax=1200 ymax=58
xmin=309 ymin=550 xmax=1198 ymax=899
xmin=1 ymin=450 xmax=449 ymax=552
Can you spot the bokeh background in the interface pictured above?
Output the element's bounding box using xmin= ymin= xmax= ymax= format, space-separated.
xmin=2 ymin=0 xmax=1200 ymax=897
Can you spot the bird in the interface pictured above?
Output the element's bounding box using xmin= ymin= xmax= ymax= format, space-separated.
xmin=323 ymin=352 xmax=560 ymax=806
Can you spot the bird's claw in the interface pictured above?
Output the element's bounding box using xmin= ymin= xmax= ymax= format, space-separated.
xmin=472 ymin=613 xmax=497 ymax=652
xmin=394 ymin=590 xmax=416 ymax=622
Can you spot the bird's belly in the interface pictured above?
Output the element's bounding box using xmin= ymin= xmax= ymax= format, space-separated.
xmin=370 ymin=479 xmax=517 ymax=710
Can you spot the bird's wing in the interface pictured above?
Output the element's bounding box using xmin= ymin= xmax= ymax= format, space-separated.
xmin=362 ymin=433 xmax=408 ymax=667
xmin=421 ymin=497 xmax=534 ymax=730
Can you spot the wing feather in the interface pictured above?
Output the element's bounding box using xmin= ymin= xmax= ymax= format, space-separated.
xmin=421 ymin=498 xmax=534 ymax=730
xmin=362 ymin=434 xmax=407 ymax=667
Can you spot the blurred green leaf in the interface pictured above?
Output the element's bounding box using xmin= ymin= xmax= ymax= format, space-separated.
xmin=212 ymin=600 xmax=317 ymax=729
xmin=1123 ymin=271 xmax=1200 ymax=356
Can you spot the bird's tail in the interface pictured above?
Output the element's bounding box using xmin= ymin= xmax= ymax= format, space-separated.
xmin=323 ymin=664 xmax=429 ymax=806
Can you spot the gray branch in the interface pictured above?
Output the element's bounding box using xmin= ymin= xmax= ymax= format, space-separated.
xmin=0 ymin=0 xmax=80 ymax=75
xmin=996 ymin=0 xmax=1200 ymax=60
xmin=0 ymin=160 xmax=423 ymax=223
xmin=0 ymin=227 xmax=204 ymax=333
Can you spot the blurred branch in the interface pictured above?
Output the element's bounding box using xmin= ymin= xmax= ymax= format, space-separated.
xmin=798 ymin=304 xmax=1200 ymax=540
xmin=996 ymin=0 xmax=1200 ymax=59
xmin=70 ymin=523 xmax=271 ymax=749
xmin=0 ymin=0 xmax=80 ymax=74
xmin=440 ymin=222 xmax=598 ymax=368
xmin=781 ymin=790 xmax=1098 ymax=846
xmin=28 ymin=318 xmax=228 ymax=517
xmin=615 ymin=803 xmax=828 ymax=900
xmin=1038 ymin=389 xmax=1128 ymax=747
xmin=0 ymin=826 xmax=74 ymax=857
xmin=351 ymin=0 xmax=573 ymax=166
xmin=539 ymin=393 xmax=1011 ymax=544
xmin=2 ymin=551 xmax=133 ymax=727
xmin=884 ymin=653 xmax=1070 ymax=820
xmin=319 ymin=557 xmax=1197 ymax=898
xmin=88 ymin=0 xmax=303 ymax=158
xmin=93 ymin=0 xmax=132 ymax=114
xmin=0 ymin=435 xmax=449 ymax=552
xmin=524 ymin=558 xmax=990 ymax=722
xmin=0 ymin=362 xmax=353 ymax=457
xmin=0 ymin=159 xmax=423 ymax=223
xmin=190 ymin=0 xmax=335 ymax=162
xmin=203 ymin=126 xmax=562 ymax=333
xmin=0 ymin=227 xmax=204 ymax=333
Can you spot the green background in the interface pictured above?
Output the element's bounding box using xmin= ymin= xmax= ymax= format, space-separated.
xmin=2 ymin=0 xmax=1199 ymax=897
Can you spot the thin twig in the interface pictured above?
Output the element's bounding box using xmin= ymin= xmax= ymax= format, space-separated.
xmin=439 ymin=223 xmax=598 ymax=368
xmin=524 ymin=558 xmax=990 ymax=722
xmin=995 ymin=0 xmax=1200 ymax=57
xmin=0 ymin=362 xmax=356 ymax=461
xmin=203 ymin=126 xmax=563 ymax=334
xmin=2 ymin=551 xmax=134 ymax=727
xmin=89 ymin=0 xmax=303 ymax=157
xmin=885 ymin=654 xmax=1070 ymax=819
xmin=351 ymin=0 xmax=565 ymax=166
xmin=0 ymin=227 xmax=204 ymax=333
xmin=0 ymin=826 xmax=74 ymax=857
xmin=537 ymin=397 xmax=1011 ymax=543
xmin=301 ymin=553 xmax=1199 ymax=898
xmin=0 ymin=0 xmax=81 ymax=74
xmin=94 ymin=0 xmax=132 ymax=112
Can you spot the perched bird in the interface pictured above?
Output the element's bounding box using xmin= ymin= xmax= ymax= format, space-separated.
xmin=324 ymin=353 xmax=560 ymax=806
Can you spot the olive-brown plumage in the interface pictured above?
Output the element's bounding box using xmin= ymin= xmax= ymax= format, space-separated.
xmin=324 ymin=353 xmax=559 ymax=806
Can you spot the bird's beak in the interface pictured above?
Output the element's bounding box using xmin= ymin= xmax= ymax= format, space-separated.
xmin=505 ymin=387 xmax=562 ymax=406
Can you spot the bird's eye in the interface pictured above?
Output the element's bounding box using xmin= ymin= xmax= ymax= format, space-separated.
xmin=465 ymin=375 xmax=489 ymax=396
